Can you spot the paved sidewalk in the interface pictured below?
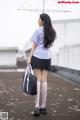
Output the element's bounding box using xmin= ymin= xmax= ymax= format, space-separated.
xmin=0 ymin=71 xmax=80 ymax=120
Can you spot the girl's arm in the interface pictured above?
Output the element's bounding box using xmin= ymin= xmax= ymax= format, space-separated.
xmin=27 ymin=43 xmax=37 ymax=64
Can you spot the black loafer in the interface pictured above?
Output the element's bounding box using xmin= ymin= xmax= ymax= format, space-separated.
xmin=39 ymin=107 xmax=48 ymax=115
xmin=31 ymin=107 xmax=40 ymax=117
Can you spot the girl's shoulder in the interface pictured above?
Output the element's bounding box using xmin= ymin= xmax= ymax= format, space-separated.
xmin=36 ymin=26 xmax=43 ymax=32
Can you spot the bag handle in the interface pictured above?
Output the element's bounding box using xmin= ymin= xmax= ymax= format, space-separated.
xmin=28 ymin=64 xmax=31 ymax=73
xmin=27 ymin=64 xmax=34 ymax=74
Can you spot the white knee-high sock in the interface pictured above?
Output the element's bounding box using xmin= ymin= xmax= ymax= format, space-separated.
xmin=35 ymin=80 xmax=41 ymax=108
xmin=41 ymin=81 xmax=47 ymax=108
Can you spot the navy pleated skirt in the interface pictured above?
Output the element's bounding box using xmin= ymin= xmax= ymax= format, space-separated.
xmin=31 ymin=56 xmax=51 ymax=71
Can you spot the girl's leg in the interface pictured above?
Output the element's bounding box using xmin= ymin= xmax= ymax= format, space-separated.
xmin=33 ymin=69 xmax=42 ymax=108
xmin=41 ymin=70 xmax=48 ymax=108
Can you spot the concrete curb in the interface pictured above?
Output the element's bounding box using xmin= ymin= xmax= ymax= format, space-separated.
xmin=51 ymin=65 xmax=80 ymax=85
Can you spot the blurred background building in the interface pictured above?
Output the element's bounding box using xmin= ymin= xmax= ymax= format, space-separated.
xmin=0 ymin=47 xmax=18 ymax=68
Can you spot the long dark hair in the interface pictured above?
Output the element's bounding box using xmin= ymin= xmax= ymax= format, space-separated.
xmin=40 ymin=13 xmax=56 ymax=48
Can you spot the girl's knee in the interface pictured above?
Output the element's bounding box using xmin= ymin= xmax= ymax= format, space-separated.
xmin=41 ymin=79 xmax=47 ymax=82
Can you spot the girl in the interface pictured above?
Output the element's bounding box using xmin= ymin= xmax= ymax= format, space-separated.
xmin=27 ymin=13 xmax=56 ymax=116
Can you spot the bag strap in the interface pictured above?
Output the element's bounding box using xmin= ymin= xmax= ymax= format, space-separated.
xmin=27 ymin=64 xmax=31 ymax=73
xmin=26 ymin=64 xmax=34 ymax=75
xmin=28 ymin=64 xmax=31 ymax=73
